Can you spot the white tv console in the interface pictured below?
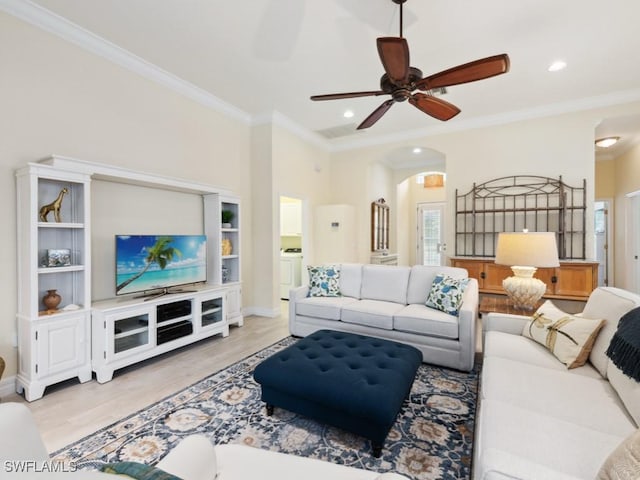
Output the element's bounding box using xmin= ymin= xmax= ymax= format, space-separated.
xmin=92 ymin=285 xmax=234 ymax=383
xmin=16 ymin=156 xmax=243 ymax=400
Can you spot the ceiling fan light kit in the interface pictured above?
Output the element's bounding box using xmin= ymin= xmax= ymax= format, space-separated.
xmin=310 ymin=0 xmax=510 ymax=129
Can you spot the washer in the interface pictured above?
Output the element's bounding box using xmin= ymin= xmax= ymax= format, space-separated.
xmin=280 ymin=248 xmax=302 ymax=300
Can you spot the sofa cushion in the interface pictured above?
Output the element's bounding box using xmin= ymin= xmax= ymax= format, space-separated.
xmin=393 ymin=304 xmax=459 ymax=339
xmin=523 ymin=300 xmax=605 ymax=368
xmin=406 ymin=265 xmax=468 ymax=305
xmin=596 ymin=428 xmax=640 ymax=480
xmin=481 ymin=356 xmax=635 ymax=437
xmin=339 ymin=263 xmax=363 ymax=299
xmin=425 ymin=274 xmax=469 ymax=316
xmin=360 ymin=265 xmax=410 ymax=304
xmin=307 ymin=265 xmax=341 ymax=297
xmin=476 ymin=398 xmax=629 ymax=480
xmin=483 ymin=331 xmax=603 ymax=379
xmin=296 ymin=296 xmax=359 ymax=321
xmin=341 ymin=299 xmax=405 ymax=330
xmin=582 ymin=287 xmax=640 ymax=378
xmin=607 ymin=361 xmax=640 ymax=427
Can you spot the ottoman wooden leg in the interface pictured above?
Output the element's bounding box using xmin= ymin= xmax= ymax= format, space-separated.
xmin=372 ymin=442 xmax=383 ymax=458
xmin=266 ymin=404 xmax=274 ymax=416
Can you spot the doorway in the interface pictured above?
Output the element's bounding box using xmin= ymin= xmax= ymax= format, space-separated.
xmin=627 ymin=192 xmax=640 ymax=293
xmin=279 ymin=196 xmax=303 ymax=300
xmin=417 ymin=202 xmax=446 ymax=266
xmin=594 ymin=200 xmax=612 ymax=286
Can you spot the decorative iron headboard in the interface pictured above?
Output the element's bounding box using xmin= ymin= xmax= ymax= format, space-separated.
xmin=455 ymin=175 xmax=586 ymax=259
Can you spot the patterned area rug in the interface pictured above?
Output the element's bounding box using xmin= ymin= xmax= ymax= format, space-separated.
xmin=53 ymin=337 xmax=480 ymax=480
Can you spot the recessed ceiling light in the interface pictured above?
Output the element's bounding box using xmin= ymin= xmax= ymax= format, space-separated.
xmin=343 ymin=110 xmax=354 ymax=118
xmin=413 ymin=147 xmax=422 ymax=154
xmin=595 ymin=136 xmax=620 ymax=148
xmin=548 ymin=60 xmax=567 ymax=72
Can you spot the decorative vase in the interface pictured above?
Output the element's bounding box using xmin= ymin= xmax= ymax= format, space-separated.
xmin=43 ymin=289 xmax=62 ymax=311
xmin=222 ymin=223 xmax=232 ymax=229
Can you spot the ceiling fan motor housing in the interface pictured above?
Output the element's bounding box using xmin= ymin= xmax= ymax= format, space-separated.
xmin=380 ymin=67 xmax=423 ymax=93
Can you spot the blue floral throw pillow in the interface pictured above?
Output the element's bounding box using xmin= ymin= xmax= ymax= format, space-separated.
xmin=307 ymin=265 xmax=341 ymax=297
xmin=426 ymin=274 xmax=470 ymax=315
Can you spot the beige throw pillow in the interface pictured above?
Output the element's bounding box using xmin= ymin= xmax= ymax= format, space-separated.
xmin=597 ymin=428 xmax=640 ymax=480
xmin=522 ymin=300 xmax=605 ymax=369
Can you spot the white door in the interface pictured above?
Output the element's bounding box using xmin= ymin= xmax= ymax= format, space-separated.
xmin=594 ymin=200 xmax=611 ymax=286
xmin=37 ymin=314 xmax=87 ymax=377
xmin=417 ymin=203 xmax=446 ymax=266
xmin=628 ymin=193 xmax=640 ymax=293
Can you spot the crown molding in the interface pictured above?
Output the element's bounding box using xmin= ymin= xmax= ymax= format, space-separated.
xmin=328 ymin=88 xmax=640 ymax=152
xmin=253 ymin=111 xmax=329 ymax=150
xmin=4 ymin=0 xmax=640 ymax=154
xmin=0 ymin=0 xmax=252 ymax=125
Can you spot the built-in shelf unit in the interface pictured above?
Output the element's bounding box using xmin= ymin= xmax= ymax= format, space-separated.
xmin=16 ymin=164 xmax=93 ymax=401
xmin=16 ymin=156 xmax=243 ymax=400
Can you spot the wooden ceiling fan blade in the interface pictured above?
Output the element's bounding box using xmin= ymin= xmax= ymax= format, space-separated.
xmin=357 ymin=99 xmax=395 ymax=129
xmin=409 ymin=93 xmax=460 ymax=121
xmin=310 ymin=90 xmax=386 ymax=101
xmin=416 ymin=54 xmax=510 ymax=90
xmin=377 ymin=37 xmax=410 ymax=86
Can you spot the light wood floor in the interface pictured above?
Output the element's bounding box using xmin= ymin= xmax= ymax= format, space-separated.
xmin=4 ymin=309 xmax=290 ymax=453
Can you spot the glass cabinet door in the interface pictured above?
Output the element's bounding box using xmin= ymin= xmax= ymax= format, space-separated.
xmin=109 ymin=310 xmax=151 ymax=360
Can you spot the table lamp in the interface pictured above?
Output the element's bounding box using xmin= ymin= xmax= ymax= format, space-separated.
xmin=494 ymin=231 xmax=560 ymax=310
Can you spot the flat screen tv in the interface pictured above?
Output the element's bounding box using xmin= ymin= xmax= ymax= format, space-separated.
xmin=115 ymin=235 xmax=207 ymax=297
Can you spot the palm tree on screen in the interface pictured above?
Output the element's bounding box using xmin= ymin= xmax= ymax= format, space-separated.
xmin=116 ymin=237 xmax=182 ymax=293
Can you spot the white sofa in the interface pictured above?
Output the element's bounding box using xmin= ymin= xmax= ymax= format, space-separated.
xmin=0 ymin=402 xmax=409 ymax=479
xmin=289 ymin=263 xmax=479 ymax=371
xmin=474 ymin=287 xmax=640 ymax=479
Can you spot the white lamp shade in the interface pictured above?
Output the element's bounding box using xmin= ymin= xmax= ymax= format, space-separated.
xmin=495 ymin=232 xmax=560 ymax=268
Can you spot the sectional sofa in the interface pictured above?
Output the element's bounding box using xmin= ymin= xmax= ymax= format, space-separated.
xmin=289 ymin=263 xmax=479 ymax=371
xmin=475 ymin=287 xmax=640 ymax=479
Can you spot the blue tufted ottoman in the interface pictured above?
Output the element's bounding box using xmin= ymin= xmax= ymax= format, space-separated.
xmin=253 ymin=329 xmax=422 ymax=457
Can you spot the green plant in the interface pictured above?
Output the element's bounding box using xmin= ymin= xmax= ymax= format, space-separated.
xmin=221 ymin=210 xmax=235 ymax=224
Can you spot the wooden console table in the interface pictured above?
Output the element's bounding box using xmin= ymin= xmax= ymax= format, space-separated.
xmin=451 ymin=257 xmax=598 ymax=301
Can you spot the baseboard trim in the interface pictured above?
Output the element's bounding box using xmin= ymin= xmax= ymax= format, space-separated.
xmin=0 ymin=375 xmax=16 ymax=399
xmin=243 ymin=306 xmax=280 ymax=318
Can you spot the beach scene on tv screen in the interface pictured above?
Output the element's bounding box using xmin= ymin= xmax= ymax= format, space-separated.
xmin=116 ymin=235 xmax=207 ymax=295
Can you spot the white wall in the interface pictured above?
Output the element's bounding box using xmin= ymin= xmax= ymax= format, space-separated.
xmin=329 ymin=105 xmax=640 ymax=268
xmin=91 ymin=181 xmax=204 ymax=301
xmin=331 ymin=155 xmax=396 ymax=263
xmin=0 ymin=12 xmax=251 ymax=379
xmin=248 ymin=123 xmax=332 ymax=316
xmin=314 ymin=205 xmax=357 ymax=264
xmin=272 ymin=125 xmax=332 ymax=264
xmin=613 ymin=142 xmax=640 ymax=288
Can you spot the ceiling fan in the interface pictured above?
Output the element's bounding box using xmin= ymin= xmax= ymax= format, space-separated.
xmin=310 ymin=0 xmax=510 ymax=130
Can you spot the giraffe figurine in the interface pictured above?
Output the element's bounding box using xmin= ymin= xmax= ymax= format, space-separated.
xmin=39 ymin=187 xmax=69 ymax=222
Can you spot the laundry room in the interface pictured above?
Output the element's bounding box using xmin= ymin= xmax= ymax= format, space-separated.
xmin=280 ymin=196 xmax=303 ymax=300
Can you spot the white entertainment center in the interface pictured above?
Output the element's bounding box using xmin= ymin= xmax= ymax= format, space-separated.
xmin=16 ymin=156 xmax=243 ymax=401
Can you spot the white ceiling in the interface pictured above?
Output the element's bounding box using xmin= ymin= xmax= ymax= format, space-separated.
xmin=17 ymin=0 xmax=640 ymax=154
